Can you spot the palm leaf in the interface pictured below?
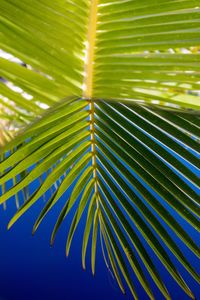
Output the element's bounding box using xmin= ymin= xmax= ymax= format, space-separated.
xmin=0 ymin=0 xmax=200 ymax=299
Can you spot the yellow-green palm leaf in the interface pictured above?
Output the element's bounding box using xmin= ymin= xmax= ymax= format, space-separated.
xmin=0 ymin=1 xmax=200 ymax=299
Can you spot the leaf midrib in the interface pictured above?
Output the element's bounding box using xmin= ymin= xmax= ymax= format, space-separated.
xmin=84 ymin=0 xmax=98 ymax=99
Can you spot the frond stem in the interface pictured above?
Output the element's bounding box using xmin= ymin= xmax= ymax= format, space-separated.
xmin=89 ymin=99 xmax=98 ymax=198
xmin=83 ymin=0 xmax=98 ymax=98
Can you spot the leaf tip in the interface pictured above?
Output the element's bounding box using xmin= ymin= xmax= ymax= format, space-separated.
xmin=50 ymin=238 xmax=54 ymax=247
xmin=7 ymin=220 xmax=13 ymax=230
xmin=82 ymin=260 xmax=86 ymax=270
xmin=66 ymin=249 xmax=69 ymax=257
xmin=32 ymin=226 xmax=37 ymax=236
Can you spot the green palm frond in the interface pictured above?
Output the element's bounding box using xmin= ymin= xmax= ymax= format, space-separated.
xmin=0 ymin=0 xmax=200 ymax=299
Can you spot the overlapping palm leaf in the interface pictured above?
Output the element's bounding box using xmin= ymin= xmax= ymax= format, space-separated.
xmin=0 ymin=0 xmax=200 ymax=299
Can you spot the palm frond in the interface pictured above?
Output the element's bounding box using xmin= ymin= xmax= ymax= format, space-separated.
xmin=1 ymin=98 xmax=199 ymax=299
xmin=92 ymin=0 xmax=200 ymax=109
xmin=0 ymin=0 xmax=200 ymax=299
xmin=0 ymin=0 xmax=89 ymax=125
